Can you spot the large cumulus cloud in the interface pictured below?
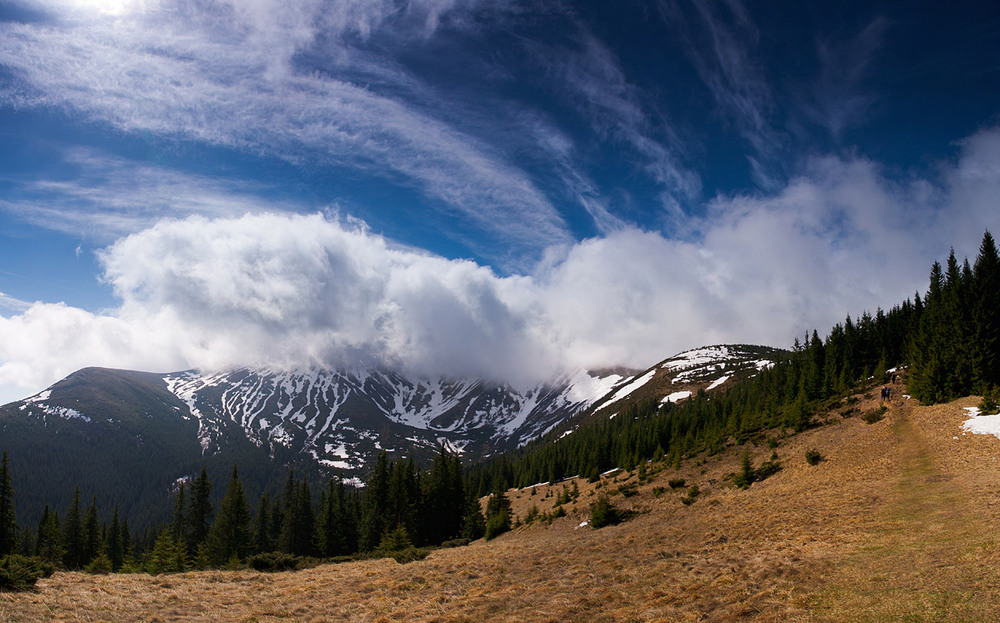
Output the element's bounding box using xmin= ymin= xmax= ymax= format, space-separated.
xmin=1 ymin=126 xmax=999 ymax=401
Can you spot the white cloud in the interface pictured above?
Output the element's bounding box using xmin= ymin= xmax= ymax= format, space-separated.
xmin=1 ymin=126 xmax=999 ymax=402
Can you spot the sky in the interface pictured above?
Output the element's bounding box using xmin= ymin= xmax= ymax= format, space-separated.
xmin=1 ymin=0 xmax=999 ymax=402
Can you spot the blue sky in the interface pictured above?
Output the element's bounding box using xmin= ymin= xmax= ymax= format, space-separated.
xmin=0 ymin=0 xmax=999 ymax=401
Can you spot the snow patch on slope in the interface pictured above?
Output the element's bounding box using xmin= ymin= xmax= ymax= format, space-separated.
xmin=592 ymin=369 xmax=656 ymax=412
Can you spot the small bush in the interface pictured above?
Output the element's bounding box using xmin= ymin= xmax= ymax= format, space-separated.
xmin=84 ymin=553 xmax=112 ymax=575
xmin=484 ymin=509 xmax=511 ymax=540
xmin=0 ymin=555 xmax=54 ymax=591
xmin=756 ymin=453 xmax=781 ymax=479
xmin=440 ymin=538 xmax=470 ymax=549
xmin=805 ymin=449 xmax=823 ymax=465
xmin=551 ymin=505 xmax=566 ymax=518
xmin=861 ymin=406 xmax=887 ymax=424
xmin=248 ymin=552 xmax=299 ymax=572
xmin=617 ymin=483 xmax=638 ymax=498
xmin=668 ymin=478 xmax=686 ymax=489
xmin=681 ymin=485 xmax=700 ymax=506
xmin=523 ymin=504 xmax=540 ymax=524
xmin=979 ymin=387 xmax=999 ymax=414
xmin=590 ymin=495 xmax=622 ymax=528
xmin=389 ymin=548 xmax=429 ymax=564
xmin=379 ymin=525 xmax=414 ymax=553
xmin=840 ymin=407 xmax=860 ymax=418
xmin=734 ymin=451 xmax=756 ymax=489
xmin=652 ymin=486 xmax=666 ymax=497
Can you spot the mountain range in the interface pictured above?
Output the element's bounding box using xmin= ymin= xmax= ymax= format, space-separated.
xmin=0 ymin=344 xmax=782 ymax=527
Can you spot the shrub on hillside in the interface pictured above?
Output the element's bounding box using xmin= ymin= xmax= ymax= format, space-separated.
xmin=861 ymin=406 xmax=887 ymax=424
xmin=247 ymin=552 xmax=299 ymax=572
xmin=734 ymin=451 xmax=756 ymax=489
xmin=805 ymin=449 xmax=823 ymax=465
xmin=755 ymin=452 xmax=781 ymax=479
xmin=979 ymin=386 xmax=999 ymax=414
xmin=484 ymin=509 xmax=511 ymax=540
xmin=668 ymin=478 xmax=686 ymax=489
xmin=589 ymin=495 xmax=623 ymax=528
xmin=681 ymin=485 xmax=700 ymax=506
xmin=0 ymin=555 xmax=53 ymax=591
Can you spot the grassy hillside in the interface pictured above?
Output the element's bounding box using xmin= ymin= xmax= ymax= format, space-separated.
xmin=3 ymin=376 xmax=1000 ymax=621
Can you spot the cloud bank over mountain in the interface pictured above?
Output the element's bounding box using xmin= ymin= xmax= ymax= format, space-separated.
xmin=1 ymin=126 xmax=997 ymax=400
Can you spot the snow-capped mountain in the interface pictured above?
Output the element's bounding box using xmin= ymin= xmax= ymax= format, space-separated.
xmin=159 ymin=366 xmax=625 ymax=475
xmin=584 ymin=344 xmax=783 ymax=417
xmin=0 ymin=344 xmax=783 ymax=528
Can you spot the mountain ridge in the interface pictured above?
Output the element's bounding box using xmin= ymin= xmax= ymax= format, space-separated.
xmin=0 ymin=343 xmax=784 ymax=527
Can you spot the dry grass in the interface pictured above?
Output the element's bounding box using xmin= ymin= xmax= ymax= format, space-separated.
xmin=4 ymin=380 xmax=1000 ymax=622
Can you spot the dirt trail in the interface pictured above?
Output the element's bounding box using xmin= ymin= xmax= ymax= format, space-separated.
xmin=811 ymin=393 xmax=1000 ymax=621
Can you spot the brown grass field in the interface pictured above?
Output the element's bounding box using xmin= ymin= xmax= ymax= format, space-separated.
xmin=4 ymin=381 xmax=1000 ymax=622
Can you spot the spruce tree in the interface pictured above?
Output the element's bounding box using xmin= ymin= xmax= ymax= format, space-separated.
xmin=359 ymin=452 xmax=389 ymax=551
xmin=253 ymin=493 xmax=273 ymax=554
xmin=107 ymin=504 xmax=123 ymax=572
xmin=484 ymin=483 xmax=511 ymax=540
xmin=462 ymin=493 xmax=486 ymax=541
xmin=172 ymin=483 xmax=187 ymax=542
xmin=83 ymin=496 xmax=101 ymax=566
xmin=207 ymin=466 xmax=251 ymax=566
xmin=35 ymin=505 xmax=63 ymax=565
xmin=973 ymin=231 xmax=1000 ymax=388
xmin=0 ymin=451 xmax=16 ymax=556
xmin=63 ymin=489 xmax=84 ymax=569
xmin=187 ymin=467 xmax=213 ymax=552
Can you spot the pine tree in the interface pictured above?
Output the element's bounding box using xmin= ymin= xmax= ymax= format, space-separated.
xmin=171 ymin=483 xmax=187 ymax=542
xmin=462 ymin=493 xmax=486 ymax=541
xmin=359 ymin=452 xmax=390 ymax=551
xmin=207 ymin=466 xmax=251 ymax=566
xmin=318 ymin=478 xmax=349 ymax=557
xmin=63 ymin=489 xmax=84 ymax=569
xmin=253 ymin=493 xmax=273 ymax=554
xmin=35 ymin=505 xmax=63 ymax=565
xmin=107 ymin=505 xmax=123 ymax=573
xmin=83 ymin=496 xmax=101 ymax=566
xmin=973 ymin=231 xmax=1000 ymax=388
xmin=0 ymin=451 xmax=16 ymax=556
xmin=484 ymin=482 xmax=511 ymax=540
xmin=187 ymin=467 xmax=213 ymax=552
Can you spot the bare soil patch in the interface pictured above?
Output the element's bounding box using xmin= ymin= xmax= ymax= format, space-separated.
xmin=4 ymin=383 xmax=1000 ymax=622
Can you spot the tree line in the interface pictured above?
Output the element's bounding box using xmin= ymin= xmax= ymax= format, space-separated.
xmin=467 ymin=231 xmax=1000 ymax=495
xmin=0 ymin=446 xmax=490 ymax=576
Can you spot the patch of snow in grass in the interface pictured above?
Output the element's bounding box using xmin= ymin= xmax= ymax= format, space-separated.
xmin=961 ymin=407 xmax=1000 ymax=440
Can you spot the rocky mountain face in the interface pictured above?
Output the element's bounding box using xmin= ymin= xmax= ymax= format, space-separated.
xmin=159 ymin=366 xmax=626 ymax=481
xmin=0 ymin=344 xmax=783 ymax=526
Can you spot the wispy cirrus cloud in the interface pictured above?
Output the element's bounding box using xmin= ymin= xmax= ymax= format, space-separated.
xmin=0 ymin=0 xmax=573 ymax=261
xmin=524 ymin=25 xmax=701 ymax=217
xmin=0 ymin=148 xmax=288 ymax=239
xmin=658 ymin=0 xmax=784 ymax=188
xmin=801 ymin=17 xmax=889 ymax=141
